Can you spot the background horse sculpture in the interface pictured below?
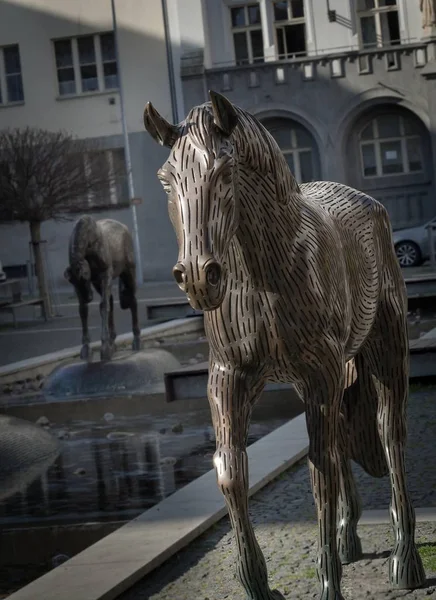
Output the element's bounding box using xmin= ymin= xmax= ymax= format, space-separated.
xmin=65 ymin=215 xmax=140 ymax=361
xmin=143 ymin=91 xmax=426 ymax=600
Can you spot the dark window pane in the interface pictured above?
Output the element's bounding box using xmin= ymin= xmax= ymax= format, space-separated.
xmin=54 ymin=39 xmax=73 ymax=67
xmin=77 ymin=35 xmax=96 ymax=64
xmin=100 ymin=32 xmax=116 ymax=61
xmin=359 ymin=0 xmax=375 ymax=8
xmin=231 ymin=7 xmax=246 ymax=27
xmin=284 ymin=23 xmax=306 ymax=56
xmin=299 ymin=150 xmax=313 ymax=181
xmin=103 ymin=62 xmax=118 ymax=88
xmin=380 ymin=140 xmax=403 ymax=174
xmin=250 ymin=29 xmax=264 ymax=61
xmin=4 ymin=45 xmax=21 ymax=74
xmin=80 ymin=65 xmax=98 ymax=92
xmin=362 ymin=144 xmax=377 ymax=176
xmin=58 ymin=67 xmax=76 ymax=95
xmin=379 ymin=0 xmax=397 ymax=6
xmin=285 ymin=153 xmax=294 ymax=173
xmin=296 ymin=127 xmax=312 ymax=147
xmin=361 ymin=122 xmax=374 ymax=140
xmin=403 ymin=117 xmax=418 ymax=136
xmin=270 ymin=127 xmax=292 ymax=149
xmin=248 ymin=4 xmax=261 ymax=24
xmin=360 ymin=15 xmax=377 ymax=47
xmin=277 ymin=27 xmax=285 ymax=58
xmin=291 ymin=0 xmax=304 ymax=18
xmin=377 ymin=114 xmax=401 ymax=138
xmin=274 ymin=1 xmax=288 ymax=21
xmin=384 ymin=11 xmax=400 ymax=44
xmin=6 ymin=74 xmax=24 ymax=102
xmin=406 ymin=138 xmax=423 ymax=172
xmin=234 ymin=32 xmax=249 ymax=64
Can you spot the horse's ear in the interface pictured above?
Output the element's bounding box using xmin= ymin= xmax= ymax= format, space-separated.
xmin=209 ymin=90 xmax=238 ymax=137
xmin=143 ymin=102 xmax=178 ymax=148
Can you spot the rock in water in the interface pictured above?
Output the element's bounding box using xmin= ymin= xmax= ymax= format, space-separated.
xmin=0 ymin=414 xmax=60 ymax=501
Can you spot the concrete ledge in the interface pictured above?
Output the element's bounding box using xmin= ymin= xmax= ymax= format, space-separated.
xmin=5 ymin=414 xmax=309 ymax=600
xmin=0 ymin=316 xmax=204 ymax=385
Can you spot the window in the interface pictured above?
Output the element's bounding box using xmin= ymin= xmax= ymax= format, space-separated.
xmin=357 ymin=0 xmax=400 ymax=48
xmin=54 ymin=32 xmax=118 ymax=96
xmin=0 ymin=44 xmax=24 ymax=105
xmin=69 ymin=148 xmax=128 ymax=210
xmin=359 ymin=114 xmax=423 ymax=178
xmin=269 ymin=124 xmax=315 ymax=183
xmin=231 ymin=4 xmax=264 ymax=65
xmin=273 ymin=0 xmax=306 ymax=59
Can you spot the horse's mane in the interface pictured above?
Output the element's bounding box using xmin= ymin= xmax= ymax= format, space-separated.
xmin=183 ymin=103 xmax=301 ymax=205
xmin=69 ymin=215 xmax=98 ymax=264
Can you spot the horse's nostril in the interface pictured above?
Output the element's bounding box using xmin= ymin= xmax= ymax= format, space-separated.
xmin=173 ymin=265 xmax=186 ymax=288
xmin=206 ymin=262 xmax=221 ymax=287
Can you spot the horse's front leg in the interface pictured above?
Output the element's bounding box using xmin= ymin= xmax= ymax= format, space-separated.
xmin=99 ymin=275 xmax=113 ymax=361
xmin=303 ymin=364 xmax=346 ymax=600
xmin=208 ymin=362 xmax=284 ymax=600
xmin=78 ymin=298 xmax=91 ymax=361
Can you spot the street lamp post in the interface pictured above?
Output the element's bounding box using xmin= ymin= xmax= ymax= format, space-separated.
xmin=110 ymin=0 xmax=144 ymax=286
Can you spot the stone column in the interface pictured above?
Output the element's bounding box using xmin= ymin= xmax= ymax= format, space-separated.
xmin=259 ymin=0 xmax=276 ymax=61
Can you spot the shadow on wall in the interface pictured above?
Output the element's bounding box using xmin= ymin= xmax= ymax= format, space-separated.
xmin=0 ymin=0 xmax=200 ymax=285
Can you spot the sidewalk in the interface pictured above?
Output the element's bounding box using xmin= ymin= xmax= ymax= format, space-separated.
xmin=0 ymin=282 xmax=183 ymax=366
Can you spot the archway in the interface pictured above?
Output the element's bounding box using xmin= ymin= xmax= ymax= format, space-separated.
xmin=345 ymin=105 xmax=434 ymax=229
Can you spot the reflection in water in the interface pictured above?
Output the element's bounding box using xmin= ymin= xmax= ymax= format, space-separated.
xmin=0 ymin=401 xmax=301 ymax=527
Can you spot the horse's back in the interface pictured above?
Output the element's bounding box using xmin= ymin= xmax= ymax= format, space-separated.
xmin=96 ymin=219 xmax=134 ymax=272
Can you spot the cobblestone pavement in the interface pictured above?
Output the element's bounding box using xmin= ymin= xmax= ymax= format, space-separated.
xmin=119 ymin=388 xmax=436 ymax=600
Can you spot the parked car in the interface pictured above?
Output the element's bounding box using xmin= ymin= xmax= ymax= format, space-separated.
xmin=392 ymin=217 xmax=436 ymax=268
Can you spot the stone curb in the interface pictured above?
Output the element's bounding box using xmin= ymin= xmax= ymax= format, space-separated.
xmin=0 ymin=316 xmax=204 ymax=386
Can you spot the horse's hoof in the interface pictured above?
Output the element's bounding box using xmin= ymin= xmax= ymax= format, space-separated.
xmin=389 ymin=543 xmax=426 ymax=589
xmin=132 ymin=336 xmax=141 ymax=352
xmin=80 ymin=345 xmax=91 ymax=361
xmin=100 ymin=342 xmax=114 ymax=362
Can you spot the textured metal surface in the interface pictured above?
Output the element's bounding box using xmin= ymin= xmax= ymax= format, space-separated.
xmin=143 ymin=91 xmax=426 ymax=599
xmin=64 ymin=216 xmax=140 ymax=361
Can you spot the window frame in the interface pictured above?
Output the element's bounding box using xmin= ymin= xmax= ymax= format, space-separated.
xmin=80 ymin=148 xmax=128 ymax=208
xmin=53 ymin=32 xmax=118 ymax=97
xmin=357 ymin=0 xmax=400 ymax=49
xmin=270 ymin=126 xmax=314 ymax=183
xmin=272 ymin=0 xmax=306 ymax=60
xmin=0 ymin=44 xmax=24 ymax=106
xmin=230 ymin=3 xmax=264 ymax=66
xmin=359 ymin=115 xmax=424 ymax=179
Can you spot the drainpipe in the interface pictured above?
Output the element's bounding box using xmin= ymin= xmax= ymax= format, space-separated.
xmin=161 ymin=0 xmax=179 ymax=123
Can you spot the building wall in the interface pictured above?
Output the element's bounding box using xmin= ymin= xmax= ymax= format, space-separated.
xmin=0 ymin=0 xmax=181 ymax=284
xmin=180 ymin=1 xmax=436 ymax=230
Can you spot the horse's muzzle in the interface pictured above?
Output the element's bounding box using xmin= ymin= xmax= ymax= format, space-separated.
xmin=172 ymin=258 xmax=224 ymax=310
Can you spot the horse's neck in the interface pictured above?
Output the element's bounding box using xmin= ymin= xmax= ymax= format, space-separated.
xmin=225 ymin=169 xmax=302 ymax=283
xmin=69 ymin=217 xmax=98 ymax=263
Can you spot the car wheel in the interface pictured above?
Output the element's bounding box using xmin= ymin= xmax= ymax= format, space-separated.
xmin=395 ymin=241 xmax=422 ymax=268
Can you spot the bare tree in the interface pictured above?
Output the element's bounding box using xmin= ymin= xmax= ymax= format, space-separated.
xmin=0 ymin=127 xmax=127 ymax=317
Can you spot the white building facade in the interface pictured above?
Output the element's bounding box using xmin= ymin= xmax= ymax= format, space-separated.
xmin=1 ymin=0 xmax=436 ymax=285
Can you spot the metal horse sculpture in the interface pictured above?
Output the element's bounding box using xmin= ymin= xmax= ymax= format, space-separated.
xmin=64 ymin=216 xmax=140 ymax=361
xmin=143 ymin=91 xmax=426 ymax=600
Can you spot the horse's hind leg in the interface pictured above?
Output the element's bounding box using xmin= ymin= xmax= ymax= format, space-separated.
xmin=119 ymin=268 xmax=140 ymax=351
xmin=208 ymin=361 xmax=284 ymax=600
xmin=108 ymin=293 xmax=116 ymax=343
xmin=78 ymin=298 xmax=91 ymax=361
xmin=337 ymin=352 xmax=389 ymax=565
xmin=363 ymin=301 xmax=425 ymax=589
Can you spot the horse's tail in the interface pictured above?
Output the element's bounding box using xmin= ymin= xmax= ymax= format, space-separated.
xmin=341 ymin=352 xmax=388 ymax=478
